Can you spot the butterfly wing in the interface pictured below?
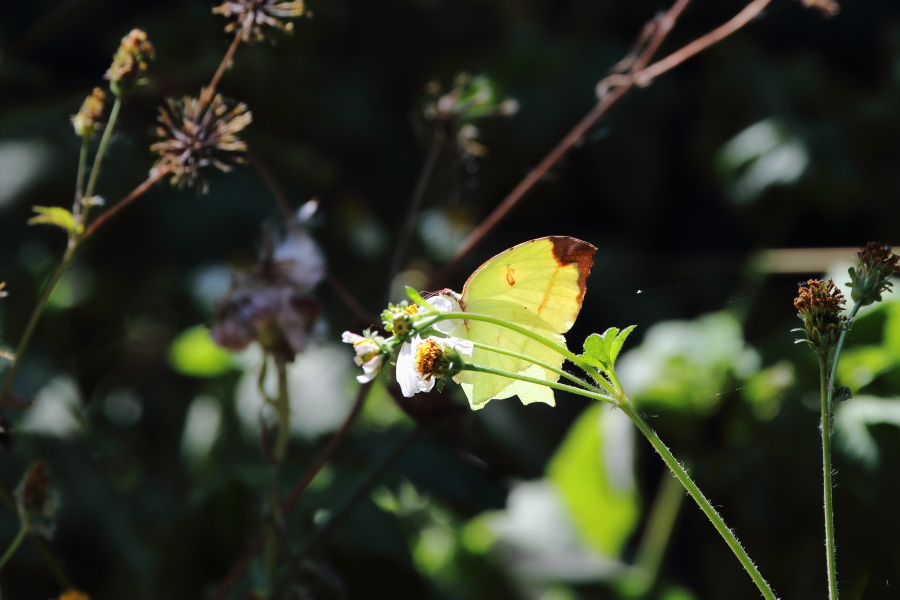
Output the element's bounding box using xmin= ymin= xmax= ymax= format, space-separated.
xmin=454 ymin=236 xmax=596 ymax=408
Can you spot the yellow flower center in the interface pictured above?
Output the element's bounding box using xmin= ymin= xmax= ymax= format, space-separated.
xmin=414 ymin=339 xmax=442 ymax=379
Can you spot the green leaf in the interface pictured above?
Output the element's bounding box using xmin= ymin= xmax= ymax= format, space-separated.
xmin=28 ymin=206 xmax=82 ymax=234
xmin=547 ymin=404 xmax=639 ymax=556
xmin=608 ymin=324 xmax=636 ymax=366
xmin=168 ymin=325 xmax=235 ymax=377
xmin=582 ymin=325 xmax=636 ymax=372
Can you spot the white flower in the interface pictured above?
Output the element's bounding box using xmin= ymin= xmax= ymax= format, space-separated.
xmin=342 ymin=331 xmax=385 ymax=384
xmin=396 ymin=335 xmax=473 ymax=397
xmin=427 ymin=291 xmax=463 ymax=334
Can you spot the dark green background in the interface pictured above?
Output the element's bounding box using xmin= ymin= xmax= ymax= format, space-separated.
xmin=1 ymin=0 xmax=899 ymax=598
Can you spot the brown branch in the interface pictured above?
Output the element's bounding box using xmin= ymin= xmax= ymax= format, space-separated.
xmin=81 ymin=167 xmax=170 ymax=240
xmin=248 ymin=149 xmax=296 ymax=227
xmin=434 ymin=0 xmax=778 ymax=286
xmin=206 ymin=34 xmax=243 ymax=100
xmin=209 ymin=383 xmax=371 ymax=600
xmin=630 ymin=0 xmax=773 ymax=87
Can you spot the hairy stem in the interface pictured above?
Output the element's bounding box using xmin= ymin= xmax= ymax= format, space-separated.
xmin=0 ymin=523 xmax=28 ymax=571
xmin=0 ymin=244 xmax=76 ymax=404
xmin=416 ymin=310 xmax=613 ymax=395
xmin=83 ymin=96 xmax=122 ymax=204
xmin=618 ymin=400 xmax=777 ymax=599
xmin=819 ymin=354 xmax=838 ymax=600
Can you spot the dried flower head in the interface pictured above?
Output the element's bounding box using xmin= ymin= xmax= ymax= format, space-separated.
xmin=151 ymin=89 xmax=252 ymax=194
xmin=15 ymin=460 xmax=59 ymax=537
xmin=59 ymin=591 xmax=90 ymax=600
xmin=794 ymin=279 xmax=847 ymax=355
xmin=72 ymin=88 xmax=106 ymax=139
xmin=213 ymin=0 xmax=308 ymax=43
xmin=847 ymin=242 xmax=900 ymax=307
xmin=211 ymin=230 xmax=324 ymax=360
xmin=105 ymin=29 xmax=154 ymax=97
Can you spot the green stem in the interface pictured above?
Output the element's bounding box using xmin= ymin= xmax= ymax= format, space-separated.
xmin=828 ymin=301 xmax=862 ymax=393
xmin=617 ymin=400 xmax=777 ymax=599
xmin=621 ymin=472 xmax=685 ymax=597
xmin=0 ymin=523 xmax=28 ymax=571
xmin=0 ymin=245 xmax=77 ymax=403
xmin=819 ymin=354 xmax=838 ymax=600
xmin=467 ymin=338 xmax=606 ymax=394
xmin=417 ymin=310 xmax=615 ymax=395
xmin=263 ymin=354 xmax=291 ymax=597
xmin=74 ymin=135 xmax=90 ymax=210
xmin=83 ymin=96 xmax=122 ymax=205
xmin=818 ymin=299 xmax=860 ymax=600
xmin=463 ymin=364 xmax=614 ymax=405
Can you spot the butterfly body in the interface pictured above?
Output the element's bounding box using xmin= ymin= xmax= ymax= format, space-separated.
xmin=446 ymin=236 xmax=596 ymax=409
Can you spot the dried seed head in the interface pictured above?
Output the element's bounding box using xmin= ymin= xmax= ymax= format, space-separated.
xmin=150 ymin=90 xmax=252 ymax=194
xmin=213 ymin=0 xmax=308 ymax=43
xmin=105 ymin=29 xmax=155 ymax=97
xmin=794 ymin=279 xmax=847 ymax=355
xmin=15 ymin=460 xmax=59 ymax=537
xmin=72 ymin=88 xmax=106 ymax=139
xmin=847 ymin=242 xmax=900 ymax=307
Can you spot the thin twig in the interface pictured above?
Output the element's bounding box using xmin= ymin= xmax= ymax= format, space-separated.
xmin=248 ymin=150 xmax=296 ymax=227
xmin=209 ymin=383 xmax=371 ymax=600
xmin=388 ymin=125 xmax=448 ymax=294
xmin=435 ymin=0 xmax=780 ymax=285
xmin=206 ymin=34 xmax=243 ymax=100
xmin=81 ymin=168 xmax=170 ymax=240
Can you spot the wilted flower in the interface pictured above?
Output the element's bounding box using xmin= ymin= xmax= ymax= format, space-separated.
xmin=213 ymin=0 xmax=308 ymax=43
xmin=794 ymin=279 xmax=847 ymax=356
xmin=396 ymin=335 xmax=473 ymax=397
xmin=151 ymin=90 xmax=252 ymax=194
xmin=342 ymin=331 xmax=387 ymax=383
xmin=211 ymin=230 xmax=324 ymax=360
xmin=71 ymin=88 xmax=106 ymax=139
xmin=847 ymin=242 xmax=900 ymax=307
xmin=105 ymin=29 xmax=154 ymax=97
xmin=798 ymin=0 xmax=839 ymax=17
xmin=15 ymin=461 xmax=59 ymax=538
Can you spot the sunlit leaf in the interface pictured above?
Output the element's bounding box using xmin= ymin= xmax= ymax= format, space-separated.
xmin=169 ymin=325 xmax=235 ymax=377
xmin=547 ymin=404 xmax=639 ymax=556
xmin=28 ymin=206 xmax=82 ymax=234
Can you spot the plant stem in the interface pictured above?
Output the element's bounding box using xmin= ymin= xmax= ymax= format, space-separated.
xmin=818 ymin=354 xmax=838 ymax=600
xmin=81 ymin=168 xmax=170 ymax=241
xmin=263 ymin=354 xmax=291 ymax=596
xmin=417 ymin=310 xmax=614 ymax=395
xmin=463 ymin=364 xmax=613 ymax=405
xmin=83 ymin=96 xmax=122 ymax=203
xmin=210 ymin=384 xmax=372 ymax=600
xmin=617 ymin=399 xmax=777 ymax=599
xmin=621 ymin=472 xmax=685 ymax=597
xmin=0 ymin=523 xmax=28 ymax=571
xmin=388 ymin=125 xmax=447 ymax=292
xmin=0 ymin=245 xmax=76 ymax=404
xmin=818 ymin=299 xmax=860 ymax=600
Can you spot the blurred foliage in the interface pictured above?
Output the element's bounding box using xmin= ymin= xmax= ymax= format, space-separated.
xmin=1 ymin=0 xmax=900 ymax=599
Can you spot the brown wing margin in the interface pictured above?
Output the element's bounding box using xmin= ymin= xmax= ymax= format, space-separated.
xmin=549 ymin=236 xmax=597 ymax=306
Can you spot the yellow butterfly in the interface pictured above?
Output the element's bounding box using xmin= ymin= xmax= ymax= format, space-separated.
xmin=440 ymin=236 xmax=596 ymax=410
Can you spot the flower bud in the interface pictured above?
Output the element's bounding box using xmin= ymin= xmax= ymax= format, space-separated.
xmin=847 ymin=242 xmax=900 ymax=307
